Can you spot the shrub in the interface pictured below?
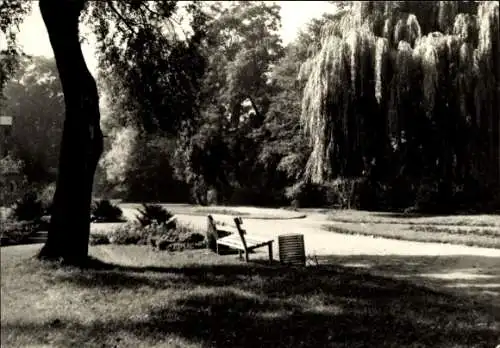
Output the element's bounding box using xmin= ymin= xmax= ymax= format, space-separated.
xmin=149 ymin=222 xmax=205 ymax=251
xmin=107 ymin=222 xmax=148 ymax=245
xmin=206 ymin=188 xmax=218 ymax=205
xmin=1 ymin=220 xmax=37 ymax=244
xmin=39 ymin=182 xmax=56 ymax=215
xmin=88 ymin=233 xmax=111 ymax=245
xmin=328 ymin=178 xmax=366 ymax=209
xmin=91 ymin=199 xmax=124 ymax=223
xmin=97 ymin=220 xmax=206 ymax=251
xmin=136 ymin=204 xmax=175 ymax=227
xmin=12 ymin=191 xmax=44 ymax=222
xmin=285 ymin=181 xmax=328 ymax=208
xmin=285 ymin=178 xmax=375 ymax=209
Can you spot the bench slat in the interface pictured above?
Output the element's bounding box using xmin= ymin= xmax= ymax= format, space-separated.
xmin=208 ymin=215 xmax=274 ymax=264
xmin=218 ymin=234 xmax=272 ymax=245
xmin=218 ymin=227 xmax=239 ymax=234
xmin=217 ymin=237 xmax=242 ymax=245
xmin=218 ymin=239 xmax=271 ymax=247
xmin=245 ymin=237 xmax=273 ymax=244
xmin=217 ymin=236 xmax=273 ymax=251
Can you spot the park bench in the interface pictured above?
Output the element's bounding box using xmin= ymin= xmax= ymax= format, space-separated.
xmin=206 ymin=215 xmax=274 ymax=263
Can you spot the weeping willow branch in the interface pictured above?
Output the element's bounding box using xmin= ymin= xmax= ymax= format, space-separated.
xmin=299 ymin=0 xmax=500 ymax=189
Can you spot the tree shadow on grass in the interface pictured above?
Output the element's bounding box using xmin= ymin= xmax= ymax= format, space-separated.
xmin=53 ymin=253 xmax=500 ymax=309
xmin=27 ymin=254 xmax=498 ymax=347
xmin=2 ymin=282 xmax=499 ymax=348
xmin=3 ymin=248 xmax=496 ymax=347
xmin=316 ymin=254 xmax=500 ymax=313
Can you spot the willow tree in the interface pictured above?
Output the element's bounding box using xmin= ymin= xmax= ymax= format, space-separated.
xmin=299 ymin=0 xmax=499 ymax=210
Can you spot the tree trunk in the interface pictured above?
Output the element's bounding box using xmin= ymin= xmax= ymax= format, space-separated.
xmin=38 ymin=0 xmax=103 ymax=265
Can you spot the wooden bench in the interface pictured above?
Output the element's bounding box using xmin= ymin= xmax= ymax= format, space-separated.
xmin=206 ymin=215 xmax=274 ymax=263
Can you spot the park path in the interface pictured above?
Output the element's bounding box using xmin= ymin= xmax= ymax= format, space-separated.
xmin=165 ymin=212 xmax=500 ymax=304
xmin=178 ymin=214 xmax=500 ymax=257
xmin=119 ymin=206 xmax=500 ymax=258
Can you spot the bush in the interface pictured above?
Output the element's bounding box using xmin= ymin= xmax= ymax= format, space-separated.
xmin=328 ymin=178 xmax=367 ymax=209
xmin=150 ymin=222 xmax=205 ymax=251
xmin=88 ymin=233 xmax=111 ymax=245
xmin=136 ymin=204 xmax=175 ymax=227
xmin=39 ymin=183 xmax=56 ymax=215
xmin=1 ymin=220 xmax=37 ymax=244
xmin=91 ymin=220 xmax=206 ymax=251
xmin=284 ymin=178 xmax=375 ymax=209
xmin=107 ymin=221 xmax=149 ymax=245
xmin=12 ymin=191 xmax=44 ymax=222
xmin=91 ymin=199 xmax=124 ymax=223
xmin=285 ymin=181 xmax=331 ymax=208
xmin=206 ymin=188 xmax=218 ymax=205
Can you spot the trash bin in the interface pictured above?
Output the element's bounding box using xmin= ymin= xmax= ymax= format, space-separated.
xmin=278 ymin=233 xmax=305 ymax=266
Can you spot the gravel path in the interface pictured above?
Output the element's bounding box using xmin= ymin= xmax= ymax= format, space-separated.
xmin=118 ymin=206 xmax=500 ymax=258
xmin=166 ymin=211 xmax=500 ymax=303
xmin=178 ymin=214 xmax=500 ymax=257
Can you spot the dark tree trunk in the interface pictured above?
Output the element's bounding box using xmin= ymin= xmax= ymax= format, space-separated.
xmin=38 ymin=0 xmax=103 ymax=265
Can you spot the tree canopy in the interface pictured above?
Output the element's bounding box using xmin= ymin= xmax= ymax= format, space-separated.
xmin=2 ymin=56 xmax=64 ymax=181
xmin=298 ymin=1 xmax=499 ymax=211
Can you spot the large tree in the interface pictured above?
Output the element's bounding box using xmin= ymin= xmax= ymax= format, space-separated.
xmin=94 ymin=2 xmax=207 ymax=203
xmin=174 ymin=1 xmax=285 ymax=204
xmin=200 ymin=1 xmax=283 ymax=127
xmin=2 ymin=0 xmax=186 ymax=264
xmin=35 ymin=0 xmax=104 ymax=263
xmin=299 ymin=1 xmax=499 ymax=211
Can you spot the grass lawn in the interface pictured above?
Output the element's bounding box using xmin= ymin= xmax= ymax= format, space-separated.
xmin=1 ymin=244 xmax=499 ymax=348
xmin=323 ymin=210 xmax=500 ymax=249
xmin=323 ymin=223 xmax=500 ymax=249
xmin=327 ymin=210 xmax=500 ymax=227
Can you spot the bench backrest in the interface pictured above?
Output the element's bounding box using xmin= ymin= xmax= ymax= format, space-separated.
xmin=206 ymin=215 xmax=218 ymax=252
xmin=233 ymin=216 xmax=248 ymax=253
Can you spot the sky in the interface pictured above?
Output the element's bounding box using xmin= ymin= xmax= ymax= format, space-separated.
xmin=15 ymin=1 xmax=336 ymax=77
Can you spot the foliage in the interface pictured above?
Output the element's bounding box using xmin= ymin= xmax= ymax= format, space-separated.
xmin=0 ymin=220 xmax=36 ymax=244
xmin=136 ymin=204 xmax=175 ymax=227
xmin=87 ymin=232 xmax=110 ymax=246
xmin=12 ymin=191 xmax=44 ymax=222
xmin=0 ymin=0 xmax=32 ymax=93
xmin=0 ymin=154 xmax=23 ymax=175
xmin=100 ymin=126 xmax=139 ymax=186
xmin=6 ymin=0 xmax=497 ymax=214
xmin=299 ymin=1 xmax=500 ymax=212
xmin=38 ymin=182 xmax=55 ymax=214
xmin=90 ymin=199 xmax=124 ymax=223
xmin=106 ymin=221 xmax=150 ymax=245
xmin=88 ymin=1 xmax=207 ymax=135
xmin=1 ymin=56 xmax=64 ymax=182
xmin=0 ymin=155 xmax=27 ymax=206
xmin=174 ymin=1 xmax=287 ymax=206
xmin=122 ymin=134 xmax=190 ymax=203
xmin=94 ymin=2 xmax=209 ymax=203
xmin=285 ymin=181 xmax=323 ymax=208
xmin=89 ymin=220 xmax=205 ymax=251
xmin=200 ymin=1 xmax=284 ymax=127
